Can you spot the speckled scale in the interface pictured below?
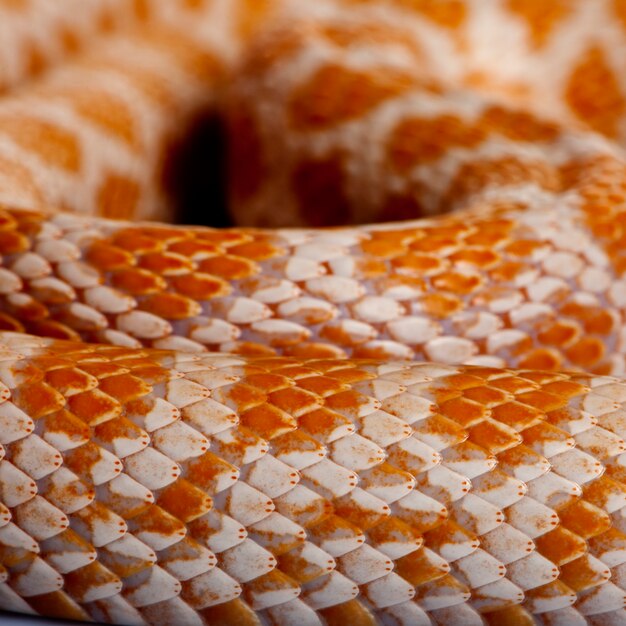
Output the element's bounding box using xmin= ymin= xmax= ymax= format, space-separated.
xmin=0 ymin=333 xmax=622 ymax=624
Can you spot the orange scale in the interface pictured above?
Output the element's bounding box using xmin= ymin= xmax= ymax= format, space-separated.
xmin=504 ymin=240 xmax=547 ymax=259
xmin=410 ymin=236 xmax=459 ymax=254
xmin=418 ymin=292 xmax=464 ymax=318
xmin=120 ymin=365 xmax=172 ymax=385
xmin=307 ymin=513 xmax=364 ymax=548
xmin=467 ymin=418 xmax=522 ymax=454
xmin=489 ymin=261 xmax=534 ymax=283
xmin=491 ymin=401 xmax=544 ymax=431
xmin=489 ymin=376 xmax=538 ymax=394
xmin=30 ymin=355 xmax=75 ymax=370
xmin=110 ymin=231 xmax=163 ymax=254
xmin=167 ymin=238 xmax=222 ymax=259
xmin=12 ymin=380 xmax=66 ymax=419
xmin=438 ymin=396 xmax=489 ymax=428
xmin=299 ymin=407 xmax=353 ymax=441
xmin=431 ymin=271 xmax=483 ymax=294
xmin=394 ymin=546 xmax=449 ymax=586
xmin=516 ymin=371 xmax=566 ymax=385
xmin=464 ymin=229 xmax=513 ymax=248
xmin=483 ymin=606 xmax=535 ymax=626
xmin=244 ymin=373 xmax=294 ymax=394
xmin=137 ymin=292 xmax=201 ymax=320
xmin=559 ymin=554 xmax=611 ymax=593
xmin=318 ymin=600 xmax=376 ymax=626
xmin=367 ymin=514 xmax=422 ymax=548
xmin=97 ymin=414 xmax=149 ymax=452
xmin=444 ymin=373 xmax=492 ymax=390
xmin=583 ymin=475 xmax=626 ymax=511
xmin=517 ymin=349 xmax=563 ymax=371
xmin=269 ymin=386 xmax=323 ymax=417
xmin=334 ymin=495 xmax=390 ymax=532
xmin=0 ymin=229 xmax=29 ymax=255
xmin=295 ymin=375 xmax=349 ymax=398
xmin=270 ymin=365 xmax=321 ymax=380
xmin=6 ymin=360 xmax=50 ymax=387
xmin=97 ymin=373 xmax=152 ymax=404
xmin=360 ymin=238 xmax=408 ymax=259
xmin=62 ymin=562 xmax=121 ymax=605
xmin=213 ymin=420 xmax=268 ymax=460
xmin=240 ymin=403 xmax=297 ymax=440
xmin=110 ymin=267 xmax=166 ymax=295
xmin=131 ymin=504 xmax=186 ymax=540
xmin=26 ymin=591 xmax=89 ymax=622
xmin=319 ymin=324 xmax=370 ymax=347
xmin=535 ymin=526 xmax=587 ymax=566
xmin=138 ymin=251 xmax=194 ymax=276
xmin=158 ymin=478 xmax=213 ymax=523
xmin=391 ymin=253 xmax=445 ymax=276
xmin=423 ymin=518 xmax=478 ymax=555
xmin=77 ymin=361 xmax=130 ymax=379
xmin=169 ymin=272 xmax=231 ymax=300
xmin=67 ymin=389 xmax=122 ymax=426
xmin=40 ymin=409 xmax=90 ymax=447
xmin=537 ymin=321 xmax=581 ymax=348
xmin=227 ymin=240 xmax=286 ymax=261
xmin=565 ymin=337 xmax=606 ymax=368
xmin=462 ymin=384 xmax=511 ymax=406
xmin=44 ymin=367 xmax=97 ymax=396
xmin=10 ymin=209 xmax=46 ymax=236
xmin=84 ymin=242 xmax=136 ymax=271
xmin=324 ymin=389 xmax=376 ymax=419
xmin=412 ymin=413 xmax=468 ymax=449
xmin=184 ymin=451 xmax=238 ymax=494
xmin=201 ymin=600 xmax=260 ymax=626
xmin=319 ymin=368 xmax=374 ymax=386
xmin=449 ymin=247 xmax=501 ymax=268
xmin=514 ymin=389 xmax=567 ymax=412
xmin=541 ymin=380 xmax=588 ymax=399
xmin=558 ymin=499 xmax=611 ymax=540
xmin=198 ymin=254 xmax=259 ymax=280
xmin=581 ymin=309 xmax=616 ymax=335
xmin=244 ymin=358 xmax=298 ymax=372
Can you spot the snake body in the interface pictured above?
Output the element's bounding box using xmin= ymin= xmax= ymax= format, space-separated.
xmin=2 ymin=1 xmax=626 ymax=624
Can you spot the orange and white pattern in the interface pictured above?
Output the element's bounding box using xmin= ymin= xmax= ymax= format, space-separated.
xmin=1 ymin=333 xmax=626 ymax=626
xmin=2 ymin=1 xmax=626 ymax=625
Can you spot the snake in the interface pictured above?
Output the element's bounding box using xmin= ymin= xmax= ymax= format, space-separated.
xmin=2 ymin=1 xmax=626 ymax=624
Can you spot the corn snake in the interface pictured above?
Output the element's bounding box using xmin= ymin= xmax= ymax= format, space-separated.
xmin=2 ymin=0 xmax=626 ymax=624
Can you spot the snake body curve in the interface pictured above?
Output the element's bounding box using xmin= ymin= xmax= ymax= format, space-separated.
xmin=2 ymin=1 xmax=626 ymax=624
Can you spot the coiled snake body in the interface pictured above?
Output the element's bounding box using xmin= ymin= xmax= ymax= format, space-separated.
xmin=2 ymin=1 xmax=626 ymax=624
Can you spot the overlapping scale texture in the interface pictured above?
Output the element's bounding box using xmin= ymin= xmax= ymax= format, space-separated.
xmin=0 ymin=333 xmax=625 ymax=624
xmin=0 ymin=205 xmax=622 ymax=376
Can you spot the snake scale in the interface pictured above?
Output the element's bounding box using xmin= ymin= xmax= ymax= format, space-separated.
xmin=3 ymin=1 xmax=626 ymax=624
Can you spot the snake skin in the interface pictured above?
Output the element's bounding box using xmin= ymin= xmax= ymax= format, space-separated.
xmin=2 ymin=0 xmax=626 ymax=624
